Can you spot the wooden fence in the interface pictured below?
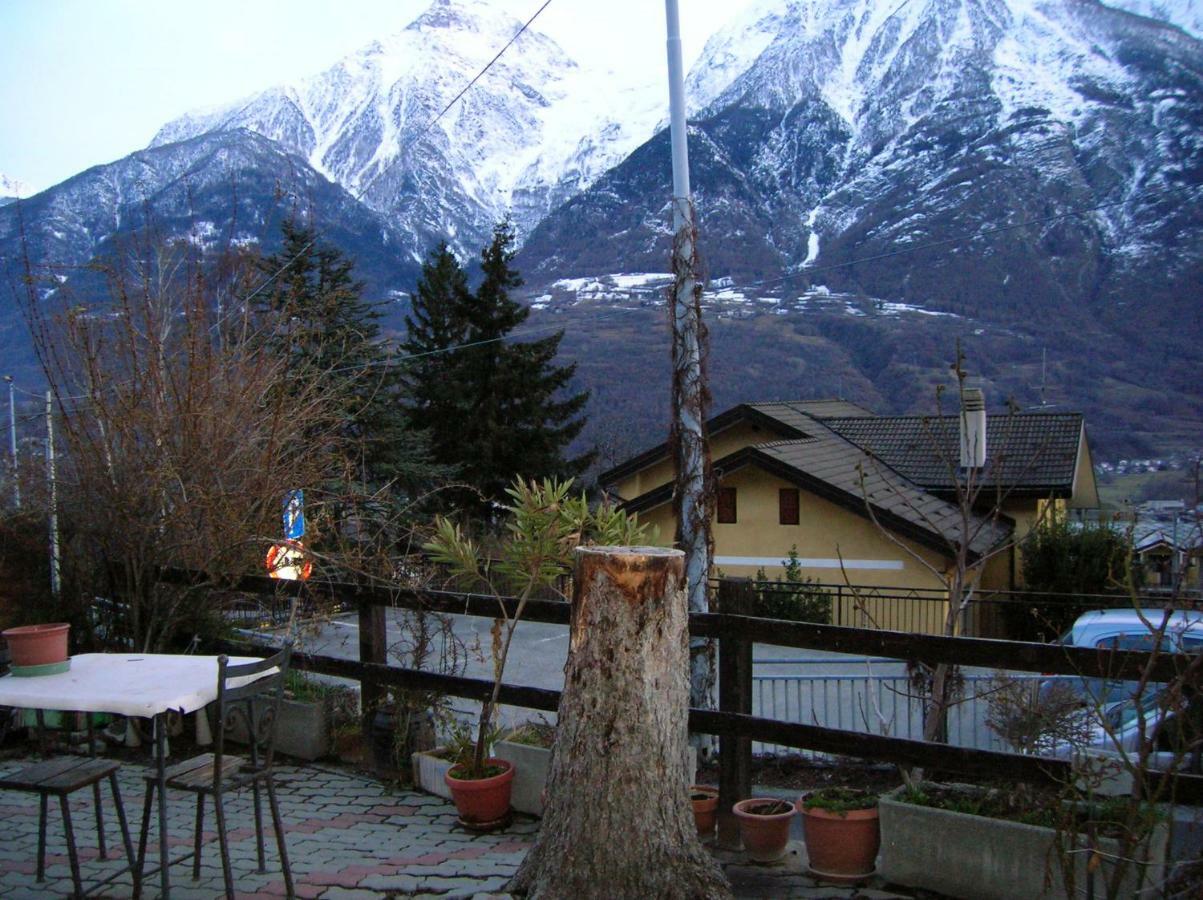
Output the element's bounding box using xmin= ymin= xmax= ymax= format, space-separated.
xmin=159 ymin=569 xmax=1203 ymax=809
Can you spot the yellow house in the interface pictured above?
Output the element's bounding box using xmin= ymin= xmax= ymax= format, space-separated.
xmin=600 ymin=399 xmax=1100 ymax=635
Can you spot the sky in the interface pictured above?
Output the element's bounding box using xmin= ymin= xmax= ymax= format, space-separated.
xmin=0 ymin=0 xmax=758 ymax=195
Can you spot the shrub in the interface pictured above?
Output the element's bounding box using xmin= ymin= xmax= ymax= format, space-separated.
xmin=754 ymin=547 xmax=833 ymax=624
xmin=1007 ymin=517 xmax=1131 ymax=641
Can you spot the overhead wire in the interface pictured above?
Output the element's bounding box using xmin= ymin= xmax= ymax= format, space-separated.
xmin=239 ymin=0 xmax=557 ymax=310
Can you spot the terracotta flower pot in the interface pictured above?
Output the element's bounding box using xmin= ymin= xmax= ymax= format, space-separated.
xmin=2 ymin=623 xmax=69 ymax=667
xmin=733 ymin=797 xmax=796 ymax=862
xmin=800 ymin=802 xmax=880 ymax=882
xmin=690 ymin=785 xmax=719 ymax=839
xmin=444 ymin=758 xmax=514 ymax=830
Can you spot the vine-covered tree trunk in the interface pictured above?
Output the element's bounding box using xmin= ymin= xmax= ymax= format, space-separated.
xmin=508 ymin=546 xmax=730 ymax=899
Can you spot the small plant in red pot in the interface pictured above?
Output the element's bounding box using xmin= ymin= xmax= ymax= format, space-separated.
xmin=442 ymin=722 xmax=514 ymax=830
xmin=799 ymin=786 xmax=880 ymax=883
xmin=733 ymin=797 xmax=796 ymax=862
xmin=690 ymin=785 xmax=719 ymax=840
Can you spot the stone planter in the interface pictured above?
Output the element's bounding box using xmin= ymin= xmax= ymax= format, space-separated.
xmin=411 ymin=746 xmax=455 ymax=800
xmin=879 ymin=786 xmax=1169 ymax=900
xmin=495 ymin=738 xmax=551 ymax=816
xmin=226 ymin=696 xmax=332 ymax=761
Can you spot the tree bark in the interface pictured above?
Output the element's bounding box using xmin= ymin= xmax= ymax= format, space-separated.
xmin=508 ymin=546 xmax=730 ymax=899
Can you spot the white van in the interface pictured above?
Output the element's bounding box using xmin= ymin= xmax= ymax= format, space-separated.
xmin=1061 ymin=608 xmax=1203 ymax=654
xmin=1044 ymin=608 xmax=1202 ymax=770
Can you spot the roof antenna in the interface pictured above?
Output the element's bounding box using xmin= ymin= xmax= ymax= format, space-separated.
xmin=1039 ymin=347 xmax=1047 ymax=408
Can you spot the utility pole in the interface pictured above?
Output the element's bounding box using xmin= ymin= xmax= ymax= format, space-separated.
xmin=664 ymin=0 xmax=714 ymax=719
xmin=45 ymin=390 xmax=61 ymax=597
xmin=5 ymin=375 xmax=18 ymax=509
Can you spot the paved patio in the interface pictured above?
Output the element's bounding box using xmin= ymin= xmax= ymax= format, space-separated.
xmin=0 ymin=756 xmax=912 ymax=898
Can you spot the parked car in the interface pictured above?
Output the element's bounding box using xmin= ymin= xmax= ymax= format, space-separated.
xmin=1041 ymin=609 xmax=1203 ymax=771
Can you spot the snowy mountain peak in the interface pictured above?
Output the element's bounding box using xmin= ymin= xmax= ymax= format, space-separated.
xmin=147 ymin=0 xmax=661 ymax=262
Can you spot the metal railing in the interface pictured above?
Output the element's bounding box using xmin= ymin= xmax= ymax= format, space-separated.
xmin=723 ymin=580 xmax=1199 ymax=639
xmin=750 ymin=657 xmax=1045 ymax=757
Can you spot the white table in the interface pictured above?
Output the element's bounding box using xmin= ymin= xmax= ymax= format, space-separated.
xmin=0 ymin=653 xmax=267 ymax=898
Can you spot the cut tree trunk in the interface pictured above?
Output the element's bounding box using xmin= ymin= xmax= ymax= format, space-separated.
xmin=508 ymin=546 xmax=730 ymax=899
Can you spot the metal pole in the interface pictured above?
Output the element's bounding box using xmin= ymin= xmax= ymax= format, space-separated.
xmin=45 ymin=390 xmax=61 ymax=598
xmin=665 ymin=0 xmax=714 ymax=716
xmin=5 ymin=376 xmax=18 ymax=509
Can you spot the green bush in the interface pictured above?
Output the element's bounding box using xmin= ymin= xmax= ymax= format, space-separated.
xmin=754 ymin=547 xmax=833 ymax=624
xmin=1007 ymin=516 xmax=1132 ymax=642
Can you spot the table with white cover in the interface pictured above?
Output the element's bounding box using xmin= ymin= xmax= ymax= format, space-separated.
xmin=0 ymin=653 xmax=268 ymax=898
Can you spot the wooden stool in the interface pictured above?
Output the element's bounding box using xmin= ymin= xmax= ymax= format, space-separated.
xmin=0 ymin=755 xmax=137 ymax=897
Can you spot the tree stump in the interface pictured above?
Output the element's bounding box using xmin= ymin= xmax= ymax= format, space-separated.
xmin=508 ymin=546 xmax=731 ymax=899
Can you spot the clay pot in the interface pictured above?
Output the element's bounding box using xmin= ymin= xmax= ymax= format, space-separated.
xmin=690 ymin=785 xmax=719 ymax=839
xmin=800 ymin=797 xmax=880 ymax=882
xmin=2 ymin=623 xmax=69 ymax=667
xmin=733 ymin=797 xmax=796 ymax=862
xmin=444 ymin=758 xmax=514 ymax=830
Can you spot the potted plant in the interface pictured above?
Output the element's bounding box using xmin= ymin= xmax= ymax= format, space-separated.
xmin=732 ymin=797 xmax=796 ymax=862
xmin=690 ymin=785 xmax=719 ymax=840
xmin=425 ymin=477 xmax=650 ymax=831
xmin=799 ymin=786 xmax=879 ymax=882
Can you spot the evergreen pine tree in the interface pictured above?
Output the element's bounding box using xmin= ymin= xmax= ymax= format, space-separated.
xmin=401 ymin=242 xmax=472 ymax=476
xmin=257 ymin=218 xmax=441 ymax=496
xmin=402 ymin=221 xmax=593 ymax=517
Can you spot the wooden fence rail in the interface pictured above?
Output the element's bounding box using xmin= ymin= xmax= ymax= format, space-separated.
xmin=164 ymin=568 xmax=1203 ymax=806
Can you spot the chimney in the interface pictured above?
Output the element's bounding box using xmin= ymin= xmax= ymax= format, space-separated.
xmin=959 ymin=388 xmax=987 ymax=469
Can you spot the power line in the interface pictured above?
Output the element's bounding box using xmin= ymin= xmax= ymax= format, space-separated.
xmin=240 ymin=0 xmax=556 ymax=310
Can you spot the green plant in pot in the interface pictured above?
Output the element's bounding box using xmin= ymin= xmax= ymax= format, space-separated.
xmin=799 ymin=787 xmax=880 ymax=883
xmin=425 ymin=477 xmax=650 ymax=830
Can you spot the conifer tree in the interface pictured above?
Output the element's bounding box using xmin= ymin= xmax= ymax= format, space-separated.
xmin=257 ymin=218 xmax=440 ymax=497
xmin=402 ymin=221 xmax=592 ymax=516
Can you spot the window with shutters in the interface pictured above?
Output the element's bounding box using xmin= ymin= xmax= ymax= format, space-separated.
xmin=717 ymin=487 xmax=737 ymax=524
xmin=779 ymin=488 xmax=799 ymax=525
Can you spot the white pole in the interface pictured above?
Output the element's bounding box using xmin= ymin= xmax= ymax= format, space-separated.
xmin=665 ymin=0 xmax=714 ymax=718
xmin=45 ymin=390 xmax=61 ymax=597
xmin=6 ymin=376 xmax=18 ymax=509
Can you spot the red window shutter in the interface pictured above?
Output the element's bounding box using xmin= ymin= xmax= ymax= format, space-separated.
xmin=717 ymin=487 xmax=737 ymax=524
xmin=779 ymin=488 xmax=799 ymax=525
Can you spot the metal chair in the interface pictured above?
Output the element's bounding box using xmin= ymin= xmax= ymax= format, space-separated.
xmin=0 ymin=715 xmax=138 ymax=898
xmin=135 ymin=643 xmax=294 ymax=899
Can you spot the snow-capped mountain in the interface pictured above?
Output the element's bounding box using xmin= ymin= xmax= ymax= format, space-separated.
xmin=1104 ymin=0 xmax=1203 ymax=38
xmin=149 ymin=0 xmax=674 ymax=264
xmin=0 ymin=129 xmax=416 ymax=318
xmin=3 ymin=0 xmax=1201 ymax=457
xmin=518 ymin=0 xmax=1203 ymax=456
xmin=526 ymin=0 xmax=1203 ymax=306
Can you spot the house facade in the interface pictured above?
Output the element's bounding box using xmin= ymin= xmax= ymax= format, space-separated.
xmin=600 ymin=399 xmax=1100 ymax=635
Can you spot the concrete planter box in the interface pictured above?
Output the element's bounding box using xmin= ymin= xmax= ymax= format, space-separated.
xmin=880 ymin=786 xmax=1168 ymax=900
xmin=411 ymin=747 xmax=455 ymax=800
xmin=495 ymin=739 xmax=552 ymax=816
xmin=226 ymin=697 xmax=332 ymax=761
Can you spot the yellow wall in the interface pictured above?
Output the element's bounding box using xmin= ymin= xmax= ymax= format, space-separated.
xmin=612 ymin=421 xmax=780 ymax=501
xmin=635 ymin=466 xmax=959 ymax=633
